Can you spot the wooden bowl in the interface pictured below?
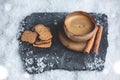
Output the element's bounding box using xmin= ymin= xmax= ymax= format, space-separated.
xmin=64 ymin=11 xmax=96 ymax=42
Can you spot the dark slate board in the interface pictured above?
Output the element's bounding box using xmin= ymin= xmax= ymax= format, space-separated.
xmin=18 ymin=13 xmax=108 ymax=74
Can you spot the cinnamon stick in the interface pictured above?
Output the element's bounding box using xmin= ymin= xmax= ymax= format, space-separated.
xmin=93 ymin=25 xmax=103 ymax=54
xmin=84 ymin=26 xmax=99 ymax=54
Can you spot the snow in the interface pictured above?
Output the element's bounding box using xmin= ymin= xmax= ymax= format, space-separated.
xmin=25 ymin=57 xmax=47 ymax=73
xmin=23 ymin=72 xmax=31 ymax=79
xmin=113 ymin=60 xmax=120 ymax=74
xmin=102 ymin=68 xmax=109 ymax=75
xmin=4 ymin=3 xmax=12 ymax=12
xmin=0 ymin=0 xmax=120 ymax=80
xmin=0 ymin=65 xmax=9 ymax=80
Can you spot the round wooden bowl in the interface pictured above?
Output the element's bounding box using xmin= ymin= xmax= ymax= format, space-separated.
xmin=64 ymin=11 xmax=97 ymax=42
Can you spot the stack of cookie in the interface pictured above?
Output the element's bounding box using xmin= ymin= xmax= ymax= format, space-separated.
xmin=21 ymin=24 xmax=52 ymax=48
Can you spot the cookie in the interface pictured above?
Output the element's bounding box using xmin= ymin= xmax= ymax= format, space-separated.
xmin=34 ymin=39 xmax=51 ymax=45
xmin=33 ymin=24 xmax=52 ymax=40
xmin=21 ymin=30 xmax=38 ymax=44
xmin=33 ymin=41 xmax=52 ymax=48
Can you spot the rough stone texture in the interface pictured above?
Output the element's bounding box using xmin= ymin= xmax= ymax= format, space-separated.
xmin=19 ymin=13 xmax=108 ymax=74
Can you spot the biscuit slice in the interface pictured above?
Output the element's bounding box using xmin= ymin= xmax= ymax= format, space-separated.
xmin=33 ymin=42 xmax=52 ymax=48
xmin=34 ymin=39 xmax=51 ymax=45
xmin=34 ymin=24 xmax=52 ymax=40
xmin=21 ymin=30 xmax=37 ymax=44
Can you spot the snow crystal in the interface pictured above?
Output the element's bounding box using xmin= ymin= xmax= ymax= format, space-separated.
xmin=54 ymin=20 xmax=58 ymax=25
xmin=25 ymin=58 xmax=33 ymax=65
xmin=49 ymin=63 xmax=54 ymax=67
xmin=26 ymin=51 xmax=33 ymax=56
xmin=37 ymin=58 xmax=47 ymax=72
xmin=25 ymin=57 xmax=47 ymax=73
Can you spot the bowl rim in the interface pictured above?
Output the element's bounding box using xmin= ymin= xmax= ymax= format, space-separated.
xmin=64 ymin=11 xmax=97 ymax=37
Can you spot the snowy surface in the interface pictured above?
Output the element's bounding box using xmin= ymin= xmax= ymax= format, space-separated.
xmin=0 ymin=0 xmax=120 ymax=80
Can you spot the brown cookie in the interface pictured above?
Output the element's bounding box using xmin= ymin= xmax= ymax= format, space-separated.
xmin=21 ymin=30 xmax=37 ymax=44
xmin=33 ymin=24 xmax=52 ymax=40
xmin=34 ymin=39 xmax=51 ymax=45
xmin=33 ymin=41 xmax=52 ymax=48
